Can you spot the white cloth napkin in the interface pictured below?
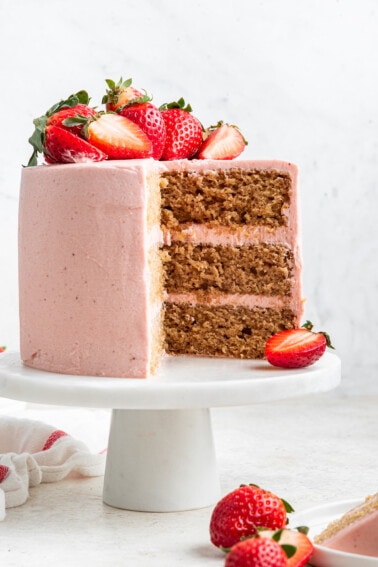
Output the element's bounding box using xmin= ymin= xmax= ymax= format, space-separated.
xmin=0 ymin=416 xmax=106 ymax=520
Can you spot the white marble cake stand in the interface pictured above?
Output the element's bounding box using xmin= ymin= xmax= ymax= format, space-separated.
xmin=0 ymin=351 xmax=340 ymax=512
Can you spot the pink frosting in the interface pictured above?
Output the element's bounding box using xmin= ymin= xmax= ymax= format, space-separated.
xmin=19 ymin=159 xmax=302 ymax=378
xmin=320 ymin=510 xmax=378 ymax=557
xmin=19 ymin=160 xmax=160 ymax=378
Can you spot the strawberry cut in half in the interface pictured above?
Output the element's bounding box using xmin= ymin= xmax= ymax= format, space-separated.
xmin=119 ymin=102 xmax=166 ymax=160
xmin=259 ymin=528 xmax=314 ymax=567
xmin=265 ymin=321 xmax=335 ymax=369
xmin=86 ymin=113 xmax=153 ymax=159
xmin=197 ymin=122 xmax=246 ymax=160
xmin=44 ymin=125 xmax=107 ymax=164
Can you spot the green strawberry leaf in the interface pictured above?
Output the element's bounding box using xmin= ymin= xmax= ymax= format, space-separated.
xmin=281 ymin=544 xmax=297 ymax=559
xmin=159 ymin=97 xmax=193 ymax=112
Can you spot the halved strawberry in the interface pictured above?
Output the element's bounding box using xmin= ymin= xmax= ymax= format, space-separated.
xmin=46 ymin=103 xmax=97 ymax=137
xmin=27 ymin=90 xmax=91 ymax=166
xmin=197 ymin=122 xmax=246 ymax=160
xmin=102 ymin=77 xmax=145 ymax=112
xmin=44 ymin=125 xmax=107 ymax=163
xmin=159 ymin=98 xmax=203 ymax=160
xmin=265 ymin=321 xmax=334 ymax=369
xmin=259 ymin=528 xmax=314 ymax=567
xmin=118 ymin=102 xmax=166 ymax=160
xmin=0 ymin=346 xmax=6 ymax=353
xmin=86 ymin=113 xmax=153 ymax=159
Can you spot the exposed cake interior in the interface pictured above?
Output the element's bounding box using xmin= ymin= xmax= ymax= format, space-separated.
xmin=159 ymin=164 xmax=302 ymax=360
xmin=314 ymin=494 xmax=378 ymax=557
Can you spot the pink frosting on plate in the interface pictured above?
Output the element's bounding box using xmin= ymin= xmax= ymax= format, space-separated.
xmin=320 ymin=510 xmax=378 ymax=557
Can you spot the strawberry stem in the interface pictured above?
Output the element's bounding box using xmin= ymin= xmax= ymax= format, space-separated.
xmin=159 ymin=97 xmax=193 ymax=112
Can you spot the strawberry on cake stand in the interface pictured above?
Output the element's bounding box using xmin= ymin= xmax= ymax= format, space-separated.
xmin=0 ymin=351 xmax=340 ymax=512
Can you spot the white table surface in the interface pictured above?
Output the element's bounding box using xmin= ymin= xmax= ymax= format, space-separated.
xmin=0 ymin=392 xmax=377 ymax=567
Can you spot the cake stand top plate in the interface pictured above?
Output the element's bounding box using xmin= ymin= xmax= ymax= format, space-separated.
xmin=0 ymin=352 xmax=340 ymax=410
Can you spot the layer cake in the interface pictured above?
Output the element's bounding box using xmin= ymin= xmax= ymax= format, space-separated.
xmin=19 ymin=158 xmax=303 ymax=378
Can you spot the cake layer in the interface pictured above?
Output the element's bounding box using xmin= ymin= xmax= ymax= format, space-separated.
xmin=160 ymin=168 xmax=291 ymax=229
xmin=163 ymin=303 xmax=296 ymax=358
xmin=161 ymin=242 xmax=294 ymax=296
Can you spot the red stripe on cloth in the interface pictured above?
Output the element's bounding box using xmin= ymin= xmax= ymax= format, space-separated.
xmin=42 ymin=430 xmax=68 ymax=451
xmin=0 ymin=464 xmax=9 ymax=483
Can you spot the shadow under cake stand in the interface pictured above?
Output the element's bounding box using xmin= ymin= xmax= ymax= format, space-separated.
xmin=0 ymin=351 xmax=340 ymax=512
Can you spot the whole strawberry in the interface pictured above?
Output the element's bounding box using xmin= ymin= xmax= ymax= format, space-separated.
xmin=265 ymin=321 xmax=335 ymax=369
xmin=210 ymin=484 xmax=292 ymax=548
xmin=46 ymin=103 xmax=97 ymax=138
xmin=160 ymin=98 xmax=203 ymax=160
xmin=119 ymin=102 xmax=166 ymax=160
xmin=102 ymin=77 xmax=144 ymax=112
xmin=0 ymin=346 xmax=6 ymax=353
xmin=225 ymin=537 xmax=287 ymax=567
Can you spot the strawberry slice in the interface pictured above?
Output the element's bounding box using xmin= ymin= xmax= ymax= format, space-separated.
xmin=44 ymin=125 xmax=107 ymax=163
xmin=265 ymin=321 xmax=334 ymax=369
xmin=86 ymin=113 xmax=153 ymax=159
xmin=197 ymin=123 xmax=246 ymax=160
xmin=259 ymin=528 xmax=314 ymax=567
xmin=46 ymin=103 xmax=97 ymax=138
xmin=119 ymin=102 xmax=166 ymax=160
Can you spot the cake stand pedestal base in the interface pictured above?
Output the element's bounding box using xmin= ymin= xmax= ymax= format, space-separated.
xmin=104 ymin=408 xmax=219 ymax=511
xmin=0 ymin=352 xmax=341 ymax=512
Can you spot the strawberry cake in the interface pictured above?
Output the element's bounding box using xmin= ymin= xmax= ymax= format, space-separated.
xmin=314 ymin=494 xmax=378 ymax=557
xmin=18 ymin=80 xmax=303 ymax=378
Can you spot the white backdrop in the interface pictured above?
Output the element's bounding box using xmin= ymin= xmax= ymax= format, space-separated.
xmin=1 ymin=0 xmax=377 ymax=395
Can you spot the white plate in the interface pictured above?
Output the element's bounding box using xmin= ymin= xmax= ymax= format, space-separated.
xmin=291 ymin=499 xmax=378 ymax=566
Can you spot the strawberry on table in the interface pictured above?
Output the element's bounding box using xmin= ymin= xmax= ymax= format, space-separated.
xmin=44 ymin=125 xmax=107 ymax=164
xmin=159 ymin=98 xmax=203 ymax=160
xmin=119 ymin=102 xmax=166 ymax=160
xmin=265 ymin=321 xmax=334 ymax=369
xmin=259 ymin=528 xmax=314 ymax=567
xmin=85 ymin=113 xmax=153 ymax=159
xmin=102 ymin=77 xmax=144 ymax=112
xmin=197 ymin=122 xmax=246 ymax=160
xmin=225 ymin=537 xmax=287 ymax=567
xmin=210 ymin=484 xmax=293 ymax=549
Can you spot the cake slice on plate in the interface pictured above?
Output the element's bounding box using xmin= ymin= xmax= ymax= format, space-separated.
xmin=314 ymin=493 xmax=378 ymax=557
